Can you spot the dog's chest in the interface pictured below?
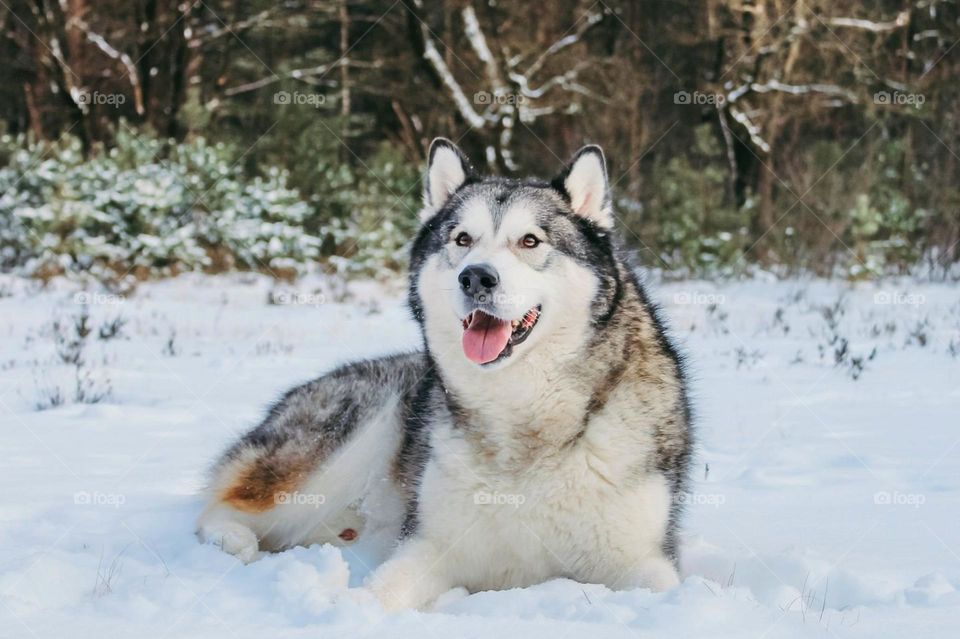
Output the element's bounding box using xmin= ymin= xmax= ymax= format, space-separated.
xmin=414 ymin=415 xmax=669 ymax=590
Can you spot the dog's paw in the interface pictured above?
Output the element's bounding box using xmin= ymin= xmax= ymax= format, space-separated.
xmin=368 ymin=569 xmax=420 ymax=611
xmin=367 ymin=543 xmax=450 ymax=611
xmin=430 ymin=586 xmax=470 ymax=610
xmin=198 ymin=520 xmax=260 ymax=563
xmin=630 ymin=555 xmax=681 ymax=592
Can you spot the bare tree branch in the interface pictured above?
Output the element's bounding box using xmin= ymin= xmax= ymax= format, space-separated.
xmin=69 ymin=17 xmax=145 ymax=114
xmin=462 ymin=4 xmax=506 ymax=95
xmin=747 ymin=79 xmax=860 ymax=103
xmin=419 ymin=21 xmax=487 ymax=129
xmin=223 ymin=59 xmax=379 ymax=96
xmin=826 ymin=11 xmax=910 ymax=33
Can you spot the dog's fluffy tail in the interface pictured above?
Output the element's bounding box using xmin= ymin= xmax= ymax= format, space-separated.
xmin=196 ymin=353 xmax=425 ymax=562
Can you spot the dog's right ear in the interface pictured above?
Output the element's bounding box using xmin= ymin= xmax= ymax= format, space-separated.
xmin=422 ymin=138 xmax=473 ymax=222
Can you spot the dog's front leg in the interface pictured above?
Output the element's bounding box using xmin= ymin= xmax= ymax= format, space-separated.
xmin=367 ymin=537 xmax=453 ymax=611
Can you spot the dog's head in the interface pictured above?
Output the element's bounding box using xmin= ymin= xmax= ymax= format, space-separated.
xmin=409 ymin=138 xmax=621 ymax=372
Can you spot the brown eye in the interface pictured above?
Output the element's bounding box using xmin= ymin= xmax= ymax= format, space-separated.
xmin=521 ymin=234 xmax=541 ymax=249
xmin=454 ymin=232 xmax=472 ymax=247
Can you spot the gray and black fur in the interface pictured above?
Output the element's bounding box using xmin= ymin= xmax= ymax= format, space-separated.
xmin=403 ymin=167 xmax=692 ymax=561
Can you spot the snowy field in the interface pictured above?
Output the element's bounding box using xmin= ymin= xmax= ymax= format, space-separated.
xmin=1 ymin=272 xmax=958 ymax=638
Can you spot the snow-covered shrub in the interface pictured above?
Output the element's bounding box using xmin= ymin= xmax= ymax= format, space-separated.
xmin=0 ymin=129 xmax=323 ymax=281
xmin=323 ymin=144 xmax=421 ymax=278
xmin=0 ymin=130 xmax=422 ymax=282
xmin=845 ymin=140 xmax=928 ymax=277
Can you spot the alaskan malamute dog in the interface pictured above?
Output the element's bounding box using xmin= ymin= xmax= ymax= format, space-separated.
xmin=197 ymin=139 xmax=692 ymax=610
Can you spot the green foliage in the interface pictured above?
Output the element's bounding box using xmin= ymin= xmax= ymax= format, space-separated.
xmin=846 ymin=140 xmax=928 ymax=275
xmin=0 ymin=129 xmax=321 ymax=280
xmin=640 ymin=125 xmax=751 ymax=275
xmin=772 ymin=138 xmax=934 ymax=277
xmin=0 ymin=121 xmax=949 ymax=284
xmin=325 ymin=143 xmax=422 ymax=277
xmin=0 ymin=128 xmax=422 ymax=282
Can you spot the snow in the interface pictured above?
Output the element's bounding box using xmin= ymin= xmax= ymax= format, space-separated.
xmin=1 ymin=272 xmax=958 ymax=637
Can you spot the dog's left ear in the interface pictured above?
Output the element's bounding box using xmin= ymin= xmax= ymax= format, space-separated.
xmin=422 ymin=138 xmax=474 ymax=222
xmin=553 ymin=145 xmax=614 ymax=229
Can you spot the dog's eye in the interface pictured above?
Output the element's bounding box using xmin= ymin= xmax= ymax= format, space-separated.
xmin=520 ymin=234 xmax=541 ymax=249
xmin=454 ymin=232 xmax=473 ymax=247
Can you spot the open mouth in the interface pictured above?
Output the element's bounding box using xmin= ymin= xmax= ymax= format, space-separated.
xmin=460 ymin=305 xmax=542 ymax=365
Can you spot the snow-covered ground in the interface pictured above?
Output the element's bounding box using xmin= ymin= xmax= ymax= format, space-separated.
xmin=1 ymin=272 xmax=958 ymax=638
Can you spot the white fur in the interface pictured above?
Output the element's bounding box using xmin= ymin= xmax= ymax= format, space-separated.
xmin=369 ymin=409 xmax=678 ymax=610
xmin=422 ymin=199 xmax=598 ymax=375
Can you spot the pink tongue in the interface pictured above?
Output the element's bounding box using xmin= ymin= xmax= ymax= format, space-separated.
xmin=462 ymin=311 xmax=513 ymax=364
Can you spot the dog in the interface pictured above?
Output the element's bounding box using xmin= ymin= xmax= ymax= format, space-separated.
xmin=196 ymin=138 xmax=693 ymax=610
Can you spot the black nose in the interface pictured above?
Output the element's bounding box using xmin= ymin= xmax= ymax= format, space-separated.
xmin=459 ymin=264 xmax=500 ymax=300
